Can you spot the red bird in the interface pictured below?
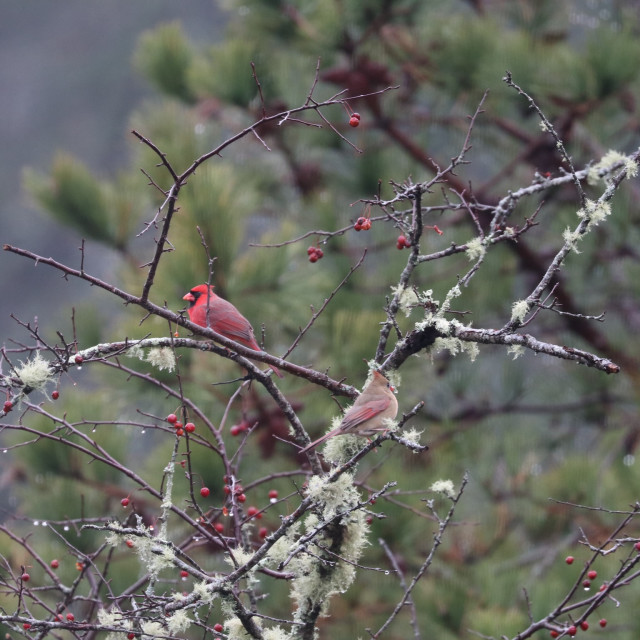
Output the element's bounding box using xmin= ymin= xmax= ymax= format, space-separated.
xmin=183 ymin=284 xmax=283 ymax=378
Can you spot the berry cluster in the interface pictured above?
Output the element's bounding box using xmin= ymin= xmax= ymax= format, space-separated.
xmin=348 ymin=112 xmax=361 ymax=128
xmin=230 ymin=419 xmax=250 ymax=436
xmin=354 ymin=216 xmax=371 ymax=231
xmin=307 ymin=246 xmax=324 ymax=263
xmin=396 ymin=235 xmax=411 ymax=250
xmin=166 ymin=413 xmax=195 ymax=437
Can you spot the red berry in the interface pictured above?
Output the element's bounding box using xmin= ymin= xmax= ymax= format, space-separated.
xmin=126 ymin=540 xmax=134 ymax=548
xmin=230 ymin=424 xmax=241 ymax=436
xmin=580 ymin=621 xmax=589 ymax=631
xmin=397 ymin=235 xmax=410 ymax=249
xmin=185 ymin=422 xmax=195 ymax=433
xmin=214 ymin=623 xmax=224 ymax=632
xmin=268 ymin=489 xmax=278 ymax=500
xmin=599 ymin=619 xmax=606 ymax=628
xmin=568 ymin=625 xmax=577 ymax=636
xmin=180 ymin=570 xmax=188 ymax=578
xmin=66 ymin=613 xmax=74 ymax=622
xmin=309 ymin=254 xmax=318 ymax=263
xmin=74 ymin=355 xmax=83 ymax=365
xmin=307 ymin=246 xmax=315 ymax=255
xmin=21 ymin=572 xmax=30 ymax=581
xmin=355 ymin=217 xmax=367 ymax=231
xmin=167 ymin=414 xmax=178 ymax=424
xmin=200 ymin=487 xmax=210 ymax=498
xmin=214 ymin=522 xmax=224 ymax=533
xmin=52 ymin=390 xmax=59 ymax=400
xmin=121 ymin=497 xmax=130 ymax=507
xmin=352 ymin=112 xmax=361 ymax=120
xmin=128 ymin=634 xmax=136 ymax=640
xmin=173 ymin=421 xmax=182 ymax=430
xmin=565 ymin=556 xmax=574 ymax=565
xmin=223 ymin=485 xmax=231 ymax=495
xmin=635 ymin=541 xmax=640 ymax=551
xmin=237 ymin=493 xmax=247 ymax=503
xmin=50 ymin=559 xmax=59 ymax=569
xmin=550 ymin=632 xmax=559 ymax=638
xmin=259 ymin=527 xmax=268 ymax=539
xmin=582 ymin=579 xmax=591 ymax=588
xmin=587 ymin=570 xmax=597 ymax=580
xmin=349 ymin=116 xmax=360 ymax=127
xmin=176 ymin=428 xmax=184 ymax=437
xmin=247 ymin=506 xmax=259 ymax=518
xmin=23 ymin=623 xmax=31 ymax=630
xmin=3 ymin=400 xmax=12 ymax=412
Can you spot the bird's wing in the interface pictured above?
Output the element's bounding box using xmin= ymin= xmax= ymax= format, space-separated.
xmin=339 ymin=396 xmax=391 ymax=432
xmin=211 ymin=299 xmax=258 ymax=348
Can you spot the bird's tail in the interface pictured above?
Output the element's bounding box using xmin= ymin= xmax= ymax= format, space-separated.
xmin=270 ymin=364 xmax=284 ymax=378
xmin=299 ymin=427 xmax=342 ymax=455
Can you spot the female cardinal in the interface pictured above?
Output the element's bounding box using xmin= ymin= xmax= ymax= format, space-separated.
xmin=183 ymin=284 xmax=283 ymax=378
xmin=299 ymin=371 xmax=398 ymax=454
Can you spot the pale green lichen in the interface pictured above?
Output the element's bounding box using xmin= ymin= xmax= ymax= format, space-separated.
xmin=577 ymin=198 xmax=612 ymax=229
xmin=433 ymin=316 xmax=453 ymax=335
xmin=226 ymin=616 xmax=260 ymax=640
xmin=507 ymin=345 xmax=525 ymax=360
xmin=562 ymin=227 xmax=582 ymax=254
xmin=624 ymin=156 xmax=639 ymax=178
xmin=432 ymin=337 xmax=479 ymax=362
xmin=225 ymin=547 xmax=255 ymax=570
xmin=126 ymin=344 xmax=145 ymax=360
xmin=166 ymin=610 xmax=191 ymax=634
xmin=104 ymin=521 xmax=126 ymax=547
xmin=292 ymin=509 xmax=369 ymax=619
xmin=401 ymin=428 xmax=424 ymax=448
xmin=465 ymin=236 xmax=486 ymax=262
xmin=146 ymin=347 xmax=176 ymax=372
xmin=510 ymin=300 xmax=529 ymax=324
xmin=587 ymin=150 xmax=628 ymax=185
xmin=260 ymin=522 xmax=302 ymax=570
xmin=306 ymin=472 xmax=360 ymax=521
xmin=141 ymin=622 xmax=165 ymax=640
xmin=16 ymin=352 xmax=53 ymax=392
xmin=439 ymin=284 xmax=461 ymax=315
xmin=193 ymin=579 xmax=219 ymax=605
xmin=397 ymin=288 xmax=420 ymax=317
xmin=430 ymin=479 xmax=456 ymax=499
xmin=263 ymin=626 xmax=291 ymax=640
xmin=97 ymin=608 xmax=133 ymax=640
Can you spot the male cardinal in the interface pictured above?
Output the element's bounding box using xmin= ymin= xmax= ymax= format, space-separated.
xmin=299 ymin=370 xmax=398 ymax=454
xmin=182 ymin=284 xmax=283 ymax=378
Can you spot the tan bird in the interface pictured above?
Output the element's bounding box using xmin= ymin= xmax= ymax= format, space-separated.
xmin=300 ymin=371 xmax=398 ymax=454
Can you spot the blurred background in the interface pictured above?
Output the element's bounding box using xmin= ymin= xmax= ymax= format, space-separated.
xmin=0 ymin=0 xmax=220 ymax=342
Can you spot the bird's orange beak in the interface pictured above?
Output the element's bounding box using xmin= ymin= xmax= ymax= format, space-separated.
xmin=183 ymin=292 xmax=195 ymax=303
